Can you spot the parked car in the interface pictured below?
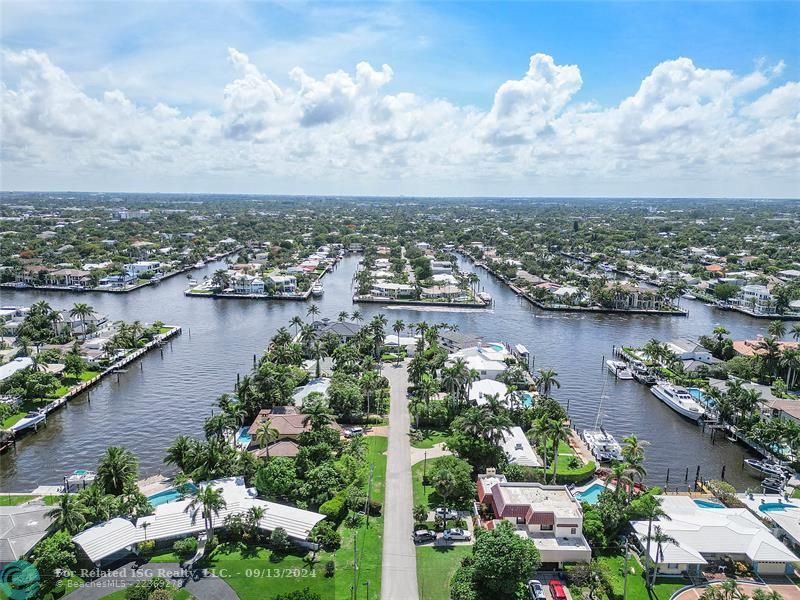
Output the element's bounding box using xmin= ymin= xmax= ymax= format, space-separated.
xmin=343 ymin=426 xmax=364 ymax=438
xmin=549 ymin=580 xmax=567 ymax=600
xmin=527 ymin=579 xmax=546 ymax=600
xmin=434 ymin=507 xmax=459 ymax=520
xmin=442 ymin=528 xmax=472 ymax=541
xmin=412 ymin=529 xmax=436 ymax=544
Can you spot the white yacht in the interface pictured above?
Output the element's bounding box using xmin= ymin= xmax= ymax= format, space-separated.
xmin=606 ymin=359 xmax=633 ymax=380
xmin=311 ymin=283 xmax=324 ymax=297
xmin=582 ymin=429 xmax=623 ymax=462
xmin=193 ymin=261 xmax=205 ymax=268
xmin=651 ymin=384 xmax=705 ymax=421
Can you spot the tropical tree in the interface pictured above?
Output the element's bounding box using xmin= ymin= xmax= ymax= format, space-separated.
xmin=536 ymin=368 xmax=560 ymax=398
xmin=306 ymin=304 xmax=320 ymax=319
xmin=255 ymin=419 xmax=280 ymax=459
xmin=546 ymin=418 xmax=572 ymax=484
xmin=337 ymin=311 xmax=349 ymax=322
xmin=712 ymin=326 xmax=729 ymax=342
xmin=392 ymin=319 xmax=406 ymax=363
xmin=302 ymin=400 xmax=334 ymax=431
xmin=791 ymin=323 xmax=800 ymax=342
xmin=289 ymin=315 xmax=304 ymax=336
xmin=639 ymin=495 xmax=670 ymax=588
xmin=45 ymin=493 xmax=89 ymax=534
xmin=96 ymin=446 xmax=138 ymax=496
xmin=69 ymin=303 xmax=95 ymax=340
xmin=768 ymin=320 xmax=786 ymax=340
xmin=310 ymin=341 xmax=328 ymax=378
xmin=184 ymin=484 xmax=227 ymax=541
xmin=164 ymin=435 xmax=197 ymax=472
xmin=648 ymin=525 xmax=679 ymax=586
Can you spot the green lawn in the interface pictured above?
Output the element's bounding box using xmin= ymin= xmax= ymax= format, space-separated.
xmin=411 ymin=430 xmax=449 ymax=449
xmin=0 ymin=494 xmax=36 ymax=506
xmin=99 ymin=588 xmax=194 ymax=599
xmin=417 ymin=545 xmax=472 ymax=600
xmin=152 ymin=436 xmax=388 ymax=600
xmin=411 ymin=455 xmax=472 ymax=512
xmin=1 ymin=369 xmax=102 ymax=426
xmin=792 ymin=487 xmax=800 ymax=499
xmin=597 ymin=554 xmax=688 ymax=600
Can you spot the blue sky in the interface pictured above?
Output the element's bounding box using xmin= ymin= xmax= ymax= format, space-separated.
xmin=1 ymin=1 xmax=799 ymax=196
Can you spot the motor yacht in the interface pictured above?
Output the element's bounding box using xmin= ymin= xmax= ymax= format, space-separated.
xmin=606 ymin=360 xmax=633 ymax=380
xmin=651 ymin=384 xmax=705 ymax=421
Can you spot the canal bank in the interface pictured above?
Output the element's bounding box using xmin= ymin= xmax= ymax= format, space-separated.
xmin=0 ymin=255 xmax=778 ymax=490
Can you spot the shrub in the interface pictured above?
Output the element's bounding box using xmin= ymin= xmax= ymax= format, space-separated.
xmin=344 ymin=511 xmax=364 ymax=528
xmin=137 ymin=539 xmax=155 ymax=555
xmin=172 ymin=536 xmax=198 ymax=558
xmin=319 ymin=487 xmax=349 ymax=524
xmin=325 ymin=560 xmax=335 ymax=577
xmin=310 ymin=521 xmax=341 ymax=551
xmin=270 ymin=527 xmax=292 ymax=553
xmin=124 ymin=577 xmax=173 ymax=600
xmin=368 ymin=498 xmax=382 ymax=516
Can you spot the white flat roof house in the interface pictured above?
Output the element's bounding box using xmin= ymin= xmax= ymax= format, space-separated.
xmin=447 ymin=343 xmax=511 ymax=380
xmin=630 ymin=495 xmax=799 ymax=578
xmin=73 ymin=477 xmax=325 ymax=564
xmin=469 ymin=379 xmax=509 ymax=406
xmin=0 ymin=357 xmax=33 ymax=383
xmin=500 ymin=426 xmax=541 ymax=467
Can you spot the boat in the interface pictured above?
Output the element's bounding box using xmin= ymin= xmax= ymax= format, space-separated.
xmin=193 ymin=261 xmax=205 ymax=268
xmin=311 ymin=283 xmax=324 ymax=297
xmin=478 ymin=291 xmax=492 ymax=304
xmin=744 ymin=458 xmax=792 ymax=479
xmin=151 ymin=273 xmax=163 ymax=283
xmin=70 ymin=284 xmax=85 ymax=291
xmin=606 ymin=360 xmax=633 ymax=380
xmin=582 ymin=429 xmax=623 ymax=462
xmin=651 ymin=384 xmax=705 ymax=421
xmin=761 ymin=477 xmax=786 ymax=493
xmin=13 ymin=282 xmax=30 ymax=289
xmin=64 ymin=469 xmax=96 ymax=492
xmin=681 ymin=293 xmax=696 ymax=300
xmin=11 ymin=411 xmax=46 ymax=433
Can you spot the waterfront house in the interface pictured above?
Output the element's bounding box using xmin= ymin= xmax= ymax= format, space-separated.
xmin=311 ymin=319 xmax=361 ymax=343
xmin=734 ymin=285 xmax=775 ymax=315
xmin=0 ymin=503 xmax=55 ymax=562
xmin=98 ymin=273 xmax=135 ymax=287
xmin=73 ymin=477 xmax=325 ymax=565
xmin=438 ymin=330 xmax=484 ymax=352
xmin=15 ymin=265 xmax=51 ymax=285
xmin=371 ymin=282 xmax=416 ymax=299
xmin=630 ymin=495 xmax=798 ymax=577
xmin=447 ymin=343 xmax=510 ymax=380
xmin=123 ymin=261 xmax=162 ymax=276
xmin=420 ymin=285 xmax=465 ymax=301
xmin=46 ymin=268 xmax=92 ymax=288
xmin=604 ymin=282 xmax=667 ymax=310
xmin=666 ymin=339 xmax=716 ymax=364
xmin=268 ymin=274 xmax=297 ymax=293
xmin=469 ymin=379 xmax=509 ymax=406
xmin=232 ymin=273 xmax=265 ymax=294
xmin=291 ymin=377 xmax=331 ymax=406
xmin=0 ymin=357 xmax=33 ymax=383
xmin=430 ymin=260 xmax=453 ymax=274
xmin=500 ymin=426 xmax=542 ymax=467
xmin=731 ymin=337 xmax=799 ymax=358
xmin=477 ymin=473 xmax=591 ymax=568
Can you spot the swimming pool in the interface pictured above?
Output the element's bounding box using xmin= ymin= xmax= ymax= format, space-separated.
xmin=694 ymin=499 xmax=724 ymax=509
xmin=487 ymin=343 xmax=505 ymax=352
xmin=575 ymin=483 xmax=606 ymax=504
xmin=759 ymin=502 xmax=799 ymax=513
xmin=148 ymin=483 xmax=198 ymax=506
xmin=520 ymin=392 xmax=534 ymax=407
xmin=237 ymin=426 xmax=252 ymax=447
xmin=688 ymin=388 xmax=712 ymax=405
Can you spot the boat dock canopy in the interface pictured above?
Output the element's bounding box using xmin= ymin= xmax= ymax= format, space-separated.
xmin=515 ymin=344 xmax=529 ymax=356
xmin=73 ymin=477 xmax=325 ymax=563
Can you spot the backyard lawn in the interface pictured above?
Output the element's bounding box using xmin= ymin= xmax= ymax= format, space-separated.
xmin=416 ymin=545 xmax=471 ymax=600
xmin=0 ymin=494 xmax=36 ymax=506
xmin=597 ymin=554 xmax=688 ymax=600
xmin=100 ymin=588 xmax=194 ymax=599
xmin=410 ymin=429 xmax=449 ymax=449
xmin=149 ymin=436 xmax=387 ymax=600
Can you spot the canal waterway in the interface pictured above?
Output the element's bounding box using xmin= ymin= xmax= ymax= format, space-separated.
xmin=0 ymin=256 xmax=775 ymax=490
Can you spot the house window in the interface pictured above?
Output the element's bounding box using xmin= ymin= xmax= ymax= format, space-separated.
xmin=541 ymin=524 xmax=553 ymax=531
xmin=666 ymin=564 xmax=678 ymax=569
xmin=571 ymin=528 xmax=576 ymax=535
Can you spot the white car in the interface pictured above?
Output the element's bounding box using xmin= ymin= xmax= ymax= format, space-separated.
xmin=442 ymin=528 xmax=472 ymax=541
xmin=527 ymin=579 xmax=546 ymax=600
xmin=434 ymin=507 xmax=459 ymax=520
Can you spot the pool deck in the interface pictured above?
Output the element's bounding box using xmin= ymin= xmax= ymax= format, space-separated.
xmin=137 ymin=473 xmax=174 ymax=496
xmin=738 ymin=492 xmax=800 ymax=517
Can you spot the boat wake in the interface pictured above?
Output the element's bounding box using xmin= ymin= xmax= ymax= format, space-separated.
xmin=383 ymin=305 xmax=494 ymax=314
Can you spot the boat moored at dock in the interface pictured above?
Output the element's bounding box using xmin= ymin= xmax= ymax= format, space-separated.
xmin=606 ymin=359 xmax=633 ymax=380
xmin=11 ymin=411 xmax=47 ymax=433
xmin=650 ymin=383 xmax=705 ymax=421
xmin=744 ymin=458 xmax=793 ymax=479
xmin=581 ymin=428 xmax=623 ymax=462
xmin=311 ymin=282 xmax=324 ymax=297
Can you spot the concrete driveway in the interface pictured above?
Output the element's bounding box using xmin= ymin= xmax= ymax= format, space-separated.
xmin=381 ymin=360 xmax=420 ymax=600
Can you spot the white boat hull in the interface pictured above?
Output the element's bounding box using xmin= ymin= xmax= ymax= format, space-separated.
xmin=606 ymin=360 xmax=633 ymax=380
xmin=651 ymin=386 xmax=704 ymax=421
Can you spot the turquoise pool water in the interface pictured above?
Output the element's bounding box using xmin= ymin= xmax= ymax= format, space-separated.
xmin=759 ymin=502 xmax=798 ymax=513
xmin=237 ymin=426 xmax=252 ymax=446
xmin=688 ymin=388 xmax=713 ymax=406
xmin=487 ymin=343 xmax=505 ymax=352
xmin=576 ymin=483 xmax=606 ymax=504
xmin=694 ymin=499 xmax=724 ymax=509
xmin=521 ymin=392 xmax=534 ymax=407
xmin=148 ymin=483 xmax=198 ymax=507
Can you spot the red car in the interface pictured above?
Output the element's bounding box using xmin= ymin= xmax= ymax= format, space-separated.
xmin=549 ymin=580 xmax=567 ymax=600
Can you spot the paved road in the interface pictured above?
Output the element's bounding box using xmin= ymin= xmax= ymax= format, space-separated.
xmin=381 ymin=360 xmax=420 ymax=600
xmin=64 ymin=561 xmax=239 ymax=600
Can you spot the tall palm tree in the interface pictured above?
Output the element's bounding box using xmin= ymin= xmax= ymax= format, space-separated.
xmin=607 ymin=461 xmax=633 ymax=499
xmin=337 ymin=311 xmax=349 ymax=322
xmin=361 ymin=370 xmax=380 ymax=416
xmin=164 ymin=435 xmax=197 ymax=473
xmin=254 ymin=419 xmax=280 ymax=459
xmin=351 ymin=310 xmax=363 ymax=323
xmin=289 ymin=315 xmax=304 ymax=336
xmin=392 ymin=319 xmax=406 ymax=363
xmin=712 ymin=326 xmax=729 ymax=342
xmin=536 ymin=368 xmax=561 ymax=398
xmin=306 ymin=304 xmax=320 ymax=319
xmin=45 ymin=493 xmax=89 ymax=534
xmin=310 ymin=341 xmax=328 ymax=378
xmin=648 ymin=525 xmax=679 ymax=586
xmin=184 ymin=485 xmax=227 ymax=541
xmin=621 ymin=434 xmax=649 ymax=465
xmin=768 ymin=320 xmax=786 ymax=340
xmin=69 ymin=303 xmax=95 ymax=340
xmin=640 ymin=495 xmax=670 ymax=588
xmin=96 ymin=446 xmax=138 ymax=496
xmin=547 ymin=418 xmax=572 ymax=484
xmin=791 ymin=323 xmax=800 ymax=342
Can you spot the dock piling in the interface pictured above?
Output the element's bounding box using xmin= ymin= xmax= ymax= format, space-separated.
xmin=685 ymin=467 xmax=689 ymax=482
xmin=665 ymin=468 xmax=670 ymax=485
xmin=721 ymin=465 xmax=726 ymax=480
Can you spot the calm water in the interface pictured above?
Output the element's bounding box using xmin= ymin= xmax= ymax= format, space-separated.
xmin=0 ymin=256 xmax=772 ymax=490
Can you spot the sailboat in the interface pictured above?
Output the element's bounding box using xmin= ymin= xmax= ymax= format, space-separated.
xmin=581 ymin=372 xmax=623 ymax=462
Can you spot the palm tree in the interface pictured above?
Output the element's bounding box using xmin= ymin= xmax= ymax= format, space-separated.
xmin=351 ymin=310 xmax=363 ymax=323
xmin=536 ymin=368 xmax=561 ymax=398
xmin=69 ymin=303 xmax=95 ymax=340
xmin=648 ymin=525 xmax=679 ymax=586
xmin=547 ymin=418 xmax=572 ymax=484
xmin=337 ymin=311 xmax=349 ymax=322
xmin=299 ymin=324 xmax=317 ymax=348
xmin=164 ymin=435 xmax=197 ymax=472
xmin=757 ymin=336 xmax=782 ymax=381
xmin=640 ymin=495 xmax=670 ymax=588
xmin=302 ymin=401 xmax=334 ymax=431
xmin=621 ymin=434 xmax=649 ymax=465
xmin=768 ymin=320 xmax=786 ymax=340
xmin=254 ymin=419 xmax=280 ymax=459
xmin=361 ymin=370 xmax=380 ymax=417
xmin=607 ymin=461 xmax=633 ymax=499
xmin=45 ymin=493 xmax=88 ymax=534
xmin=791 ymin=323 xmax=800 ymax=342
xmin=306 ymin=304 xmax=320 ymax=319
xmin=642 ymin=338 xmax=663 ymax=365
xmin=211 ymin=269 xmax=231 ymax=290
xmin=289 ymin=315 xmax=304 ymax=336
xmin=310 ymin=341 xmax=328 ymax=378
xmin=392 ymin=319 xmax=406 ymax=363
xmin=184 ymin=484 xmax=227 ymax=541
xmin=96 ymin=446 xmax=138 ymax=496
xmin=246 ymin=505 xmax=265 ymax=538
xmin=712 ymin=325 xmax=729 ymax=342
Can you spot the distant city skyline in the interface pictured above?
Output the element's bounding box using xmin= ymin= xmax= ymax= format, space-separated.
xmin=1 ymin=1 xmax=799 ymax=198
